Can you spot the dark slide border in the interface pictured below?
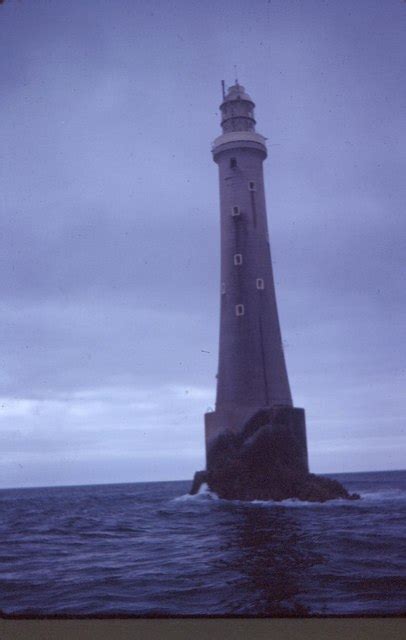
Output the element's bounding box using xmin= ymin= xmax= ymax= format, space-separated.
xmin=1 ymin=618 xmax=406 ymax=640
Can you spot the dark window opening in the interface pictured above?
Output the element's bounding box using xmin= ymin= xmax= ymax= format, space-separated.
xmin=230 ymin=158 xmax=237 ymax=168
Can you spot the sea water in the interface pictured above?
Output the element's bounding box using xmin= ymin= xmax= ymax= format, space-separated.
xmin=0 ymin=470 xmax=405 ymax=616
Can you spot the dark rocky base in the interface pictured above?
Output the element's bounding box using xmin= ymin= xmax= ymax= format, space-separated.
xmin=191 ymin=468 xmax=360 ymax=502
xmin=192 ymin=413 xmax=360 ymax=502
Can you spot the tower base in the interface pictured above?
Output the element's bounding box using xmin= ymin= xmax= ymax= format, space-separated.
xmin=191 ymin=406 xmax=359 ymax=502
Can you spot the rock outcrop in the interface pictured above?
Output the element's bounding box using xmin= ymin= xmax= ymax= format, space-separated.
xmin=191 ymin=412 xmax=359 ymax=502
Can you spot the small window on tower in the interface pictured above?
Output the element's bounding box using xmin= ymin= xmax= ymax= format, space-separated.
xmin=256 ymin=278 xmax=265 ymax=290
xmin=231 ymin=205 xmax=240 ymax=216
xmin=234 ymin=253 xmax=243 ymax=266
xmin=249 ymin=181 xmax=256 ymax=191
xmin=235 ymin=304 xmax=245 ymax=316
xmin=230 ymin=158 xmax=237 ymax=168
xmin=221 ymin=282 xmax=226 ymax=294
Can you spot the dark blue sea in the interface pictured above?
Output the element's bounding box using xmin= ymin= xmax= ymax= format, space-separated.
xmin=0 ymin=470 xmax=405 ymax=617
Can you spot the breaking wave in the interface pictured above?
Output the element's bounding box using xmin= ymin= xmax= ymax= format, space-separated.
xmin=172 ymin=482 xmax=219 ymax=502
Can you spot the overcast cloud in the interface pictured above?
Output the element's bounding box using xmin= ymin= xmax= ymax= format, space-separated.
xmin=0 ymin=0 xmax=405 ymax=487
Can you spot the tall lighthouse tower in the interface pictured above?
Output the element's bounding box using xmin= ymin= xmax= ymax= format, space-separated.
xmin=191 ymin=82 xmax=357 ymax=502
xmin=211 ymin=82 xmax=292 ymax=421
xmin=202 ymin=82 xmax=308 ymax=496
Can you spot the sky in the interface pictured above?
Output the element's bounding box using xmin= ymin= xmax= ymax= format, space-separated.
xmin=0 ymin=0 xmax=405 ymax=488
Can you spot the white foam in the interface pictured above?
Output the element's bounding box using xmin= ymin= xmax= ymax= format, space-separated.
xmin=251 ymin=488 xmax=405 ymax=507
xmin=172 ymin=483 xmax=220 ymax=502
xmin=248 ymin=496 xmax=360 ymax=508
xmin=358 ymin=488 xmax=405 ymax=502
xmin=172 ymin=487 xmax=405 ymax=507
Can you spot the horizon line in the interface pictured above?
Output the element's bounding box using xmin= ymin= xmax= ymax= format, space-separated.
xmin=1 ymin=468 xmax=405 ymax=492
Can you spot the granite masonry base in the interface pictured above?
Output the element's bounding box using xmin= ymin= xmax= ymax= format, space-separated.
xmin=191 ymin=409 xmax=360 ymax=503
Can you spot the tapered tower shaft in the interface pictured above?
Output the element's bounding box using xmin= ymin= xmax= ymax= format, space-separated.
xmin=205 ymin=83 xmax=294 ymax=450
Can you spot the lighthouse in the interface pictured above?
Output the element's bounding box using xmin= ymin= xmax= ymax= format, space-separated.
xmin=205 ymin=81 xmax=308 ymax=471
xmin=210 ymin=84 xmax=292 ymax=415
xmin=191 ymin=82 xmax=358 ymax=502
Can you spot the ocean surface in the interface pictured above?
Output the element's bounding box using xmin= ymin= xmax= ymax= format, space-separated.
xmin=0 ymin=470 xmax=405 ymax=617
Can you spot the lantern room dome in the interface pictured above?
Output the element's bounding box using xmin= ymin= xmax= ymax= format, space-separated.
xmin=222 ymin=83 xmax=254 ymax=104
